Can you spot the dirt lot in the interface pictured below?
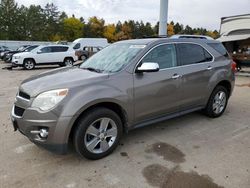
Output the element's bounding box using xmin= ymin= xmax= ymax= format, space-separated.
xmin=0 ymin=61 xmax=250 ymax=188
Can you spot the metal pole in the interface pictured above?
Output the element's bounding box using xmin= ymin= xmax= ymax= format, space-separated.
xmin=159 ymin=0 xmax=169 ymax=36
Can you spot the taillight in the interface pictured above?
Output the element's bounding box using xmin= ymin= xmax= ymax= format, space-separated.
xmin=231 ymin=61 xmax=237 ymax=72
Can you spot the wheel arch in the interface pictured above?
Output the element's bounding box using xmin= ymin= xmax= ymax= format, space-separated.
xmin=68 ymin=101 xmax=128 ymax=143
xmin=23 ymin=57 xmax=36 ymax=64
xmin=215 ymin=80 xmax=232 ymax=96
xmin=64 ymin=56 xmax=74 ymax=62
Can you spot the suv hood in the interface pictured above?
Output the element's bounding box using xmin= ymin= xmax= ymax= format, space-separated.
xmin=20 ymin=67 xmax=109 ymax=97
xmin=13 ymin=52 xmax=31 ymax=57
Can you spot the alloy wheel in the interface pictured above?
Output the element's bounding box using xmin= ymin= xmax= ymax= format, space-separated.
xmin=213 ymin=91 xmax=226 ymax=114
xmin=84 ymin=118 xmax=118 ymax=154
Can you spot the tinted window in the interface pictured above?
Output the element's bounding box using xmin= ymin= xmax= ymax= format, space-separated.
xmin=24 ymin=45 xmax=39 ymax=52
xmin=52 ymin=46 xmax=69 ymax=52
xmin=40 ymin=47 xmax=52 ymax=53
xmin=73 ymin=43 xmax=80 ymax=50
xmin=142 ymin=44 xmax=177 ymax=69
xmin=177 ymin=43 xmax=212 ymax=66
xmin=208 ymin=43 xmax=228 ymax=57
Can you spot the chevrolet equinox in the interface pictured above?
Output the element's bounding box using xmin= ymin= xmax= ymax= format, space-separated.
xmin=11 ymin=38 xmax=235 ymax=159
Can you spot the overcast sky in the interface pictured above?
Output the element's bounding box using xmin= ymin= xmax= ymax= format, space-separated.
xmin=16 ymin=0 xmax=250 ymax=31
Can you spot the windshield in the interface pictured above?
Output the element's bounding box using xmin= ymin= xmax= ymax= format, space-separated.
xmin=73 ymin=43 xmax=80 ymax=50
xmin=80 ymin=43 xmax=145 ymax=73
xmin=24 ymin=45 xmax=39 ymax=52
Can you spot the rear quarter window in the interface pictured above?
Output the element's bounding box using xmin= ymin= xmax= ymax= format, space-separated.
xmin=52 ymin=46 xmax=69 ymax=52
xmin=208 ymin=43 xmax=228 ymax=57
xmin=176 ymin=43 xmax=213 ymax=66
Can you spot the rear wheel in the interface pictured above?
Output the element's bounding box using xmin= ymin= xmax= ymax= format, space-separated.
xmin=204 ymin=86 xmax=229 ymax=118
xmin=73 ymin=108 xmax=123 ymax=160
xmin=23 ymin=59 xmax=35 ymax=70
xmin=64 ymin=57 xmax=74 ymax=66
xmin=81 ymin=55 xmax=87 ymax=61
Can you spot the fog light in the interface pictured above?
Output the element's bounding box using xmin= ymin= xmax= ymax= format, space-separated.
xmin=39 ymin=129 xmax=49 ymax=138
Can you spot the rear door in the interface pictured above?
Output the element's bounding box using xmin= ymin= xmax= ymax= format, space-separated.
xmin=133 ymin=44 xmax=182 ymax=123
xmin=51 ymin=46 xmax=69 ymax=62
xmin=176 ymin=43 xmax=214 ymax=110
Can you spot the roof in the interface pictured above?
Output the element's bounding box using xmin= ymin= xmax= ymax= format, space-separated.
xmin=217 ymin=34 xmax=250 ymax=42
xmin=117 ymin=37 xmax=219 ymax=45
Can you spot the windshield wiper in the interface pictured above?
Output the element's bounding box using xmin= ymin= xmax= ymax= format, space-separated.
xmin=81 ymin=67 xmax=103 ymax=73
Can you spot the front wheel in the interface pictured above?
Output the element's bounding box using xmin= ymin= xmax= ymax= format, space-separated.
xmin=23 ymin=59 xmax=35 ymax=70
xmin=204 ymin=86 xmax=229 ymax=118
xmin=73 ymin=108 xmax=123 ymax=160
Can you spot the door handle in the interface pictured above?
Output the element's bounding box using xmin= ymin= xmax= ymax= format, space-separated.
xmin=207 ymin=66 xmax=213 ymax=70
xmin=172 ymin=74 xmax=181 ymax=79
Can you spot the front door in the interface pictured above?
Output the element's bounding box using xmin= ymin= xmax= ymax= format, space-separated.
xmin=36 ymin=47 xmax=54 ymax=64
xmin=133 ymin=44 xmax=181 ymax=123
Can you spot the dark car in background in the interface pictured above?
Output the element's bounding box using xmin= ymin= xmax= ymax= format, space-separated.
xmin=0 ymin=46 xmax=10 ymax=59
xmin=75 ymin=46 xmax=103 ymax=61
xmin=3 ymin=45 xmax=39 ymax=63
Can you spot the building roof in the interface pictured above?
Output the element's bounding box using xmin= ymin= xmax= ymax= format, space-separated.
xmin=218 ymin=14 xmax=250 ymax=42
xmin=217 ymin=34 xmax=250 ymax=42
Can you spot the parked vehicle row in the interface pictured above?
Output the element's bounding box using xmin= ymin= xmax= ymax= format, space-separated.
xmin=1 ymin=38 xmax=109 ymax=70
xmin=12 ymin=45 xmax=78 ymax=70
xmin=0 ymin=45 xmax=10 ymax=59
xmin=11 ymin=37 xmax=236 ymax=159
xmin=2 ymin=45 xmax=38 ymax=63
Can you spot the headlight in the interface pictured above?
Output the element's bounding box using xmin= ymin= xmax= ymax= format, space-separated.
xmin=31 ymin=89 xmax=68 ymax=111
xmin=14 ymin=56 xmax=21 ymax=59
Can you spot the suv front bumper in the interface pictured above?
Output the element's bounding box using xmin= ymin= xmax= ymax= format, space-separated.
xmin=10 ymin=100 xmax=73 ymax=154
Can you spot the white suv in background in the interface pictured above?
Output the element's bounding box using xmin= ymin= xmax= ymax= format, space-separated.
xmin=12 ymin=45 xmax=78 ymax=70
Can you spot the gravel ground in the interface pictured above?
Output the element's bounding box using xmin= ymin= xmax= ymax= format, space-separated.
xmin=0 ymin=61 xmax=250 ymax=188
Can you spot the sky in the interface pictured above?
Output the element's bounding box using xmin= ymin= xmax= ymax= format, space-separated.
xmin=15 ymin=0 xmax=250 ymax=31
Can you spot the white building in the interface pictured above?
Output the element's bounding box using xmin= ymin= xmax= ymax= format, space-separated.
xmin=217 ymin=14 xmax=250 ymax=53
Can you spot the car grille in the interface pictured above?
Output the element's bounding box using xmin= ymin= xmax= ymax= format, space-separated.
xmin=19 ymin=91 xmax=30 ymax=100
xmin=14 ymin=106 xmax=25 ymax=117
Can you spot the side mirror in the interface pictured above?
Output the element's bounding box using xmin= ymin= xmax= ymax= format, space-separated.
xmin=136 ymin=62 xmax=160 ymax=73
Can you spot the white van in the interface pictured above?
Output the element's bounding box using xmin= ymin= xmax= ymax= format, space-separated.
xmin=72 ymin=38 xmax=109 ymax=50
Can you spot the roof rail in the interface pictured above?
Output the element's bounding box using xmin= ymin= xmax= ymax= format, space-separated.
xmin=170 ymin=34 xmax=214 ymax=40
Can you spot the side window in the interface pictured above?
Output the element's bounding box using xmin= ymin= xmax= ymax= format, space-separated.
xmin=177 ymin=43 xmax=213 ymax=66
xmin=207 ymin=43 xmax=228 ymax=57
xmin=93 ymin=47 xmax=99 ymax=53
xmin=40 ymin=47 xmax=52 ymax=53
xmin=141 ymin=44 xmax=177 ymax=69
xmin=73 ymin=43 xmax=80 ymax=50
xmin=52 ymin=46 xmax=69 ymax=52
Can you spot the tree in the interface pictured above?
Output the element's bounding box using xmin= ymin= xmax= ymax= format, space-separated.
xmin=63 ymin=17 xmax=84 ymax=41
xmin=25 ymin=5 xmax=47 ymax=40
xmin=173 ymin=22 xmax=183 ymax=34
xmin=167 ymin=23 xmax=175 ymax=36
xmin=44 ymin=3 xmax=60 ymax=40
xmin=0 ymin=0 xmax=19 ymax=40
xmin=103 ymin=24 xmax=116 ymax=42
xmin=84 ymin=16 xmax=105 ymax=37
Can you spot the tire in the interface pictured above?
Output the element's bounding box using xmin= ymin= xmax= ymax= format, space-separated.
xmin=23 ymin=59 xmax=35 ymax=70
xmin=73 ymin=107 xmax=123 ymax=160
xmin=81 ymin=55 xmax=87 ymax=61
xmin=64 ymin=57 xmax=74 ymax=66
xmin=204 ymin=86 xmax=229 ymax=118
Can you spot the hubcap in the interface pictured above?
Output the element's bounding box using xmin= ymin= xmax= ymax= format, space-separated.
xmin=25 ymin=61 xmax=34 ymax=69
xmin=213 ymin=91 xmax=226 ymax=114
xmin=65 ymin=59 xmax=73 ymax=66
xmin=84 ymin=118 xmax=118 ymax=154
